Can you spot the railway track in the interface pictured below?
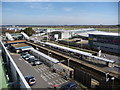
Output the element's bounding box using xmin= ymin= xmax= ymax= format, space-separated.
xmin=33 ymin=45 xmax=105 ymax=81
xmin=26 ymin=41 xmax=110 ymax=81
xmin=26 ymin=41 xmax=120 ymax=80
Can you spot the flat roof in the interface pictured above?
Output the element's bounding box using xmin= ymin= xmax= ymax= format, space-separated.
xmin=89 ymin=31 xmax=119 ymax=36
xmin=45 ymin=42 xmax=115 ymax=63
xmin=76 ymin=31 xmax=103 ymax=37
xmin=50 ymin=28 xmax=95 ymax=33
xmin=7 ymin=40 xmax=26 ymax=44
xmin=45 ymin=42 xmax=92 ymax=56
xmin=11 ymin=43 xmax=30 ymax=48
xmin=30 ymin=49 xmax=59 ymax=64
xmin=93 ymin=56 xmax=115 ymax=63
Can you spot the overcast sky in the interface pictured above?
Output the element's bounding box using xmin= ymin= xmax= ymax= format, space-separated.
xmin=2 ymin=1 xmax=118 ymax=25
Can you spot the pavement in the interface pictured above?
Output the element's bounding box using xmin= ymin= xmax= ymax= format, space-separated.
xmin=10 ymin=53 xmax=70 ymax=89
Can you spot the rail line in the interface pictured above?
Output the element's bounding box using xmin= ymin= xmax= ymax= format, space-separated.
xmin=26 ymin=41 xmax=120 ymax=81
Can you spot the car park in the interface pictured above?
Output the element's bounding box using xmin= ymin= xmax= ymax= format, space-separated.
xmin=61 ymin=82 xmax=78 ymax=90
xmin=25 ymin=75 xmax=36 ymax=86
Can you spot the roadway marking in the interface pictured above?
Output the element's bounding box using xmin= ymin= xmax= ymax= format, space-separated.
xmin=41 ymin=74 xmax=47 ymax=81
xmin=43 ymin=73 xmax=51 ymax=79
xmin=42 ymin=72 xmax=60 ymax=80
xmin=48 ymin=82 xmax=53 ymax=85
xmin=35 ymin=66 xmax=48 ymax=73
xmin=34 ymin=68 xmax=40 ymax=73
xmin=19 ymin=58 xmax=22 ymax=61
xmin=46 ymin=78 xmax=68 ymax=86
xmin=56 ymin=80 xmax=61 ymax=85
xmin=37 ymin=68 xmax=42 ymax=72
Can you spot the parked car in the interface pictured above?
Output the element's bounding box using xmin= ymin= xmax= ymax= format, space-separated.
xmin=28 ymin=57 xmax=36 ymax=63
xmin=61 ymin=82 xmax=78 ymax=90
xmin=31 ymin=60 xmax=43 ymax=66
xmin=23 ymin=54 xmax=35 ymax=61
xmin=21 ymin=52 xmax=28 ymax=56
xmin=25 ymin=75 xmax=36 ymax=86
xmin=22 ymin=53 xmax=30 ymax=58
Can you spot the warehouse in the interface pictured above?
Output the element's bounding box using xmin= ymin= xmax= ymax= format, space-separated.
xmin=89 ymin=32 xmax=120 ymax=54
xmin=49 ymin=28 xmax=97 ymax=40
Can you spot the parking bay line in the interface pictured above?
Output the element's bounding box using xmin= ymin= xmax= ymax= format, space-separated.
xmin=41 ymin=74 xmax=48 ymax=81
xmin=43 ymin=73 xmax=51 ymax=79
xmin=34 ymin=68 xmax=40 ymax=73
xmin=46 ymin=72 xmax=57 ymax=79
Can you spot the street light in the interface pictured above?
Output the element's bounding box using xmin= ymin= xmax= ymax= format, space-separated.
xmin=67 ymin=59 xmax=70 ymax=67
xmin=36 ymin=47 xmax=39 ymax=59
xmin=111 ymin=77 xmax=115 ymax=90
xmin=49 ymin=52 xmax=52 ymax=56
xmin=81 ymin=39 xmax=83 ymax=49
xmin=105 ymin=73 xmax=109 ymax=82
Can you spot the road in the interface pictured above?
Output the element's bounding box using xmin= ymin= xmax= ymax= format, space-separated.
xmin=10 ymin=53 xmax=70 ymax=89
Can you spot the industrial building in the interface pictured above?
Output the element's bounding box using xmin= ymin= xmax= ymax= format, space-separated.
xmin=49 ymin=28 xmax=98 ymax=40
xmin=89 ymin=32 xmax=120 ymax=54
xmin=10 ymin=43 xmax=33 ymax=53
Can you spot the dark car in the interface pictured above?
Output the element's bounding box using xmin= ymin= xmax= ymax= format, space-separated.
xmin=23 ymin=54 xmax=35 ymax=61
xmin=28 ymin=57 xmax=36 ymax=63
xmin=61 ymin=82 xmax=78 ymax=90
xmin=22 ymin=53 xmax=30 ymax=58
xmin=29 ymin=58 xmax=43 ymax=65
xmin=21 ymin=52 xmax=28 ymax=56
xmin=25 ymin=75 xmax=36 ymax=86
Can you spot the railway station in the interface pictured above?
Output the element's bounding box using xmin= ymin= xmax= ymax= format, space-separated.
xmin=1 ymin=32 xmax=120 ymax=90
xmin=2 ymin=2 xmax=119 ymax=90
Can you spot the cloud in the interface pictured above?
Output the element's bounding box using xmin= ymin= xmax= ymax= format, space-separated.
xmin=2 ymin=0 xmax=120 ymax=2
xmin=63 ymin=7 xmax=72 ymax=12
xmin=29 ymin=3 xmax=54 ymax=10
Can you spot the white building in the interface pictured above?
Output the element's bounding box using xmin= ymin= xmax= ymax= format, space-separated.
xmin=50 ymin=28 xmax=96 ymax=40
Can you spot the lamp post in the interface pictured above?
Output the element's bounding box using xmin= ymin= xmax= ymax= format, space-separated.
xmin=81 ymin=39 xmax=83 ymax=49
xmin=49 ymin=52 xmax=52 ymax=56
xmin=67 ymin=59 xmax=70 ymax=67
xmin=111 ymin=77 xmax=115 ymax=90
xmin=105 ymin=73 xmax=109 ymax=82
xmin=36 ymin=47 xmax=39 ymax=59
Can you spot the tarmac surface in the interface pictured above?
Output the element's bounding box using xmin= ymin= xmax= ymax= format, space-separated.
xmin=10 ymin=53 xmax=72 ymax=89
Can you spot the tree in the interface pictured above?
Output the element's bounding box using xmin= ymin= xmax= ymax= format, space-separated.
xmin=21 ymin=27 xmax=35 ymax=36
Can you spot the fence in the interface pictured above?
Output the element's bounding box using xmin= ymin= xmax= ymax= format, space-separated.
xmin=73 ymin=67 xmax=91 ymax=88
xmin=1 ymin=41 xmax=31 ymax=89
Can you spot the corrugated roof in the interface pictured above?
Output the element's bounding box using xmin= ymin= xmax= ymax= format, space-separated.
xmin=30 ymin=49 xmax=59 ymax=64
xmin=12 ymin=43 xmax=30 ymax=48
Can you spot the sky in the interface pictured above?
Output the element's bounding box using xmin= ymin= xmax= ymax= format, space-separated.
xmin=2 ymin=2 xmax=118 ymax=25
